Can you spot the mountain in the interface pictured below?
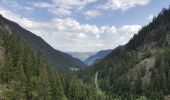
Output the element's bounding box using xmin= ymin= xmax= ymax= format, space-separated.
xmin=67 ymin=52 xmax=96 ymax=61
xmin=0 ymin=15 xmax=86 ymax=70
xmin=81 ymin=7 xmax=170 ymax=99
xmin=84 ymin=49 xmax=112 ymax=65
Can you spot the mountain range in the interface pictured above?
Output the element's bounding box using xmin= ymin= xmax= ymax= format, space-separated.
xmin=67 ymin=51 xmax=96 ymax=61
xmin=67 ymin=50 xmax=112 ymax=66
xmin=84 ymin=49 xmax=112 ymax=65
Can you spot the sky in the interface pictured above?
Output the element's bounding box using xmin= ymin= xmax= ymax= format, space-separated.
xmin=0 ymin=0 xmax=170 ymax=52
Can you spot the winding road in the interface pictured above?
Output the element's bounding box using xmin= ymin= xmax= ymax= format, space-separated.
xmin=95 ymin=71 xmax=101 ymax=93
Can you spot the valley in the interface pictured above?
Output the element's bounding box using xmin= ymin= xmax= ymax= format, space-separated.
xmin=0 ymin=1 xmax=170 ymax=100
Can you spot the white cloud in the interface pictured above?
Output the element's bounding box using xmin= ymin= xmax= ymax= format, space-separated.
xmin=33 ymin=0 xmax=97 ymax=17
xmin=116 ymin=25 xmax=142 ymax=44
xmin=0 ymin=0 xmax=34 ymax=12
xmin=31 ymin=0 xmax=151 ymax=18
xmin=148 ymin=14 xmax=154 ymax=21
xmin=106 ymin=26 xmax=117 ymax=34
xmin=32 ymin=2 xmax=52 ymax=8
xmin=49 ymin=7 xmax=72 ymax=16
xmin=33 ymin=2 xmax=72 ymax=16
xmin=52 ymin=0 xmax=97 ymax=6
xmin=118 ymin=25 xmax=141 ymax=34
xmin=99 ymin=0 xmax=150 ymax=11
xmin=78 ymin=33 xmax=87 ymax=38
xmin=0 ymin=7 xmax=142 ymax=52
xmin=83 ymin=10 xmax=101 ymax=18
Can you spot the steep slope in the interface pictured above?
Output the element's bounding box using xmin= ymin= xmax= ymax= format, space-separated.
xmin=67 ymin=52 xmax=96 ymax=61
xmin=0 ymin=15 xmax=86 ymax=70
xmin=84 ymin=49 xmax=112 ymax=65
xmin=81 ymin=7 xmax=170 ymax=99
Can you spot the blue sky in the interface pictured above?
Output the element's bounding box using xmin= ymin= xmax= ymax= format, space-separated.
xmin=0 ymin=0 xmax=170 ymax=52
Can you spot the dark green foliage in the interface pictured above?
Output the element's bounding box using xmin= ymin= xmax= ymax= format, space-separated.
xmin=66 ymin=77 xmax=100 ymax=100
xmin=48 ymin=69 xmax=65 ymax=100
xmin=149 ymin=90 xmax=165 ymax=100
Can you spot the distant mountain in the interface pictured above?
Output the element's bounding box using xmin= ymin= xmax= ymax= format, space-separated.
xmin=84 ymin=49 xmax=112 ymax=65
xmin=0 ymin=15 xmax=86 ymax=71
xmin=67 ymin=52 xmax=96 ymax=61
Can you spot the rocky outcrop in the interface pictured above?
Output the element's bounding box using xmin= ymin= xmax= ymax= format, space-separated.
xmin=129 ymin=57 xmax=155 ymax=84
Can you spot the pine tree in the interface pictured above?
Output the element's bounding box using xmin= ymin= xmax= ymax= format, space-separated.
xmin=135 ymin=73 xmax=142 ymax=94
xmin=130 ymin=81 xmax=135 ymax=99
xmin=56 ymin=74 xmax=65 ymax=99
xmin=1 ymin=52 xmax=14 ymax=82
xmin=39 ymin=64 xmax=52 ymax=100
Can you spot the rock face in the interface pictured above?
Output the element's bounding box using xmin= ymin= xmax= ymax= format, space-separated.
xmin=0 ymin=46 xmax=5 ymax=64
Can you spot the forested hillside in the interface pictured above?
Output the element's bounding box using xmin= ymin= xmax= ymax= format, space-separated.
xmin=0 ymin=28 xmax=102 ymax=100
xmin=80 ymin=7 xmax=170 ymax=100
xmin=0 ymin=15 xmax=86 ymax=71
